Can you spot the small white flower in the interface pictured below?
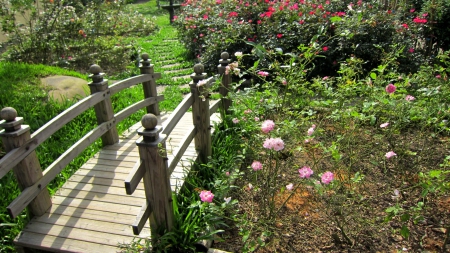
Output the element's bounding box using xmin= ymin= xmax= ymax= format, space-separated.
xmin=224 ymin=197 xmax=231 ymax=204
xmin=197 ymin=80 xmax=207 ymax=87
xmin=235 ymin=52 xmax=243 ymax=58
xmin=286 ymin=183 xmax=294 ymax=191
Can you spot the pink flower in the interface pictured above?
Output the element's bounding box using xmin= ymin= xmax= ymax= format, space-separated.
xmin=385 ymin=83 xmax=396 ymax=94
xmin=255 ymin=117 xmax=260 ymax=121
xmin=263 ymin=138 xmax=284 ymax=151
xmin=307 ymin=127 xmax=315 ymax=136
xmin=380 ymin=122 xmax=389 ymax=128
xmin=385 ymin=151 xmax=397 ymax=159
xmin=298 ymin=166 xmax=313 ymax=178
xmin=413 ymin=17 xmax=427 ymax=23
xmin=199 ymin=190 xmax=214 ymax=202
xmin=408 ymin=48 xmax=415 ymax=53
xmin=405 ymin=95 xmax=415 ymax=101
xmin=282 ymin=79 xmax=287 ymax=85
xmin=232 ymin=118 xmax=239 ymax=124
xmin=410 ymin=8 xmax=415 ymax=12
xmin=225 ymin=171 xmax=230 ymax=176
xmin=258 ymin=71 xmax=269 ymax=77
xmin=277 ymin=33 xmax=283 ymax=38
xmin=261 ymin=120 xmax=275 ymax=133
xmin=286 ymin=183 xmax=294 ymax=191
xmin=322 ymin=46 xmax=329 ymax=51
xmin=251 ymin=161 xmax=263 ymax=171
xmin=436 ymin=74 xmax=441 ymax=79
xmin=321 ymin=171 xmax=334 ymax=184
xmin=203 ymin=14 xmax=208 ymax=20
xmin=304 ymin=138 xmax=314 ymax=143
xmin=229 ymin=11 xmax=238 ymax=17
xmin=401 ymin=23 xmax=409 ymax=29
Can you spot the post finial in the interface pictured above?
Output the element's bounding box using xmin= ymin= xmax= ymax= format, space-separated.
xmin=89 ymin=64 xmax=102 ymax=75
xmin=141 ymin=114 xmax=158 ymax=130
xmin=1 ymin=107 xmax=17 ymax=122
xmin=193 ymin=64 xmax=204 ymax=75
xmin=221 ymin=52 xmax=229 ymax=60
xmin=141 ymin=53 xmax=149 ymax=61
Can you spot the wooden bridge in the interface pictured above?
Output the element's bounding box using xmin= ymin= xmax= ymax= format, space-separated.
xmin=0 ymin=53 xmax=232 ymax=252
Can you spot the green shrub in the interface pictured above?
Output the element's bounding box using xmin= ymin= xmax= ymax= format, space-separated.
xmin=0 ymin=0 xmax=157 ymax=73
xmin=174 ymin=0 xmax=444 ymax=76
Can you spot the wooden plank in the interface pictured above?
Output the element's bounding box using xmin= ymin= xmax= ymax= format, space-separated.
xmin=14 ymin=232 xmax=121 ymax=253
xmin=162 ymin=93 xmax=193 ymax=136
xmin=60 ymin=181 xmax=146 ymax=198
xmin=44 ymin=202 xmax=145 ymax=226
xmin=92 ymin=152 xmax=140 ymax=161
xmin=109 ymin=74 xmax=154 ymax=95
xmin=55 ymin=188 xmax=144 ymax=206
xmin=132 ymin=201 xmax=152 ymax=235
xmin=83 ymin=158 xmax=137 ymax=168
xmin=27 ymin=212 xmax=150 ymax=238
xmin=115 ymin=95 xmax=164 ymax=123
xmin=97 ymin=149 xmax=140 ymax=157
xmin=7 ymin=119 xmax=113 ymax=218
xmin=78 ymin=164 xmax=134 ymax=175
xmin=168 ymin=126 xmax=196 ymax=175
xmin=125 ymin=160 xmax=145 ymax=195
xmin=51 ymin=195 xmax=141 ymax=215
xmin=0 ymin=91 xmax=106 ymax=179
xmin=67 ymin=174 xmax=144 ymax=190
xmin=74 ymin=168 xmax=128 ymax=181
xmin=20 ymin=222 xmax=141 ymax=247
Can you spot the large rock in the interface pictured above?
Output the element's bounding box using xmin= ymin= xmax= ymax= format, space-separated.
xmin=41 ymin=75 xmax=89 ymax=103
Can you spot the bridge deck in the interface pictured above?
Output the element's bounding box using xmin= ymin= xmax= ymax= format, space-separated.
xmin=14 ymin=112 xmax=220 ymax=252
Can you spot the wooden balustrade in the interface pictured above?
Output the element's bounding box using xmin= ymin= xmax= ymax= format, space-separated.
xmin=0 ymin=51 xmax=234 ymax=247
xmin=0 ymin=54 xmax=163 ymax=218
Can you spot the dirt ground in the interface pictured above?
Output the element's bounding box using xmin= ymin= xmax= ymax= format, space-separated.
xmin=213 ymin=126 xmax=450 ymax=252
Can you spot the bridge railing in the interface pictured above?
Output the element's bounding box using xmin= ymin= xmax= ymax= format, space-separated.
xmin=124 ymin=52 xmax=233 ymax=243
xmin=0 ymin=51 xmax=232 ymax=244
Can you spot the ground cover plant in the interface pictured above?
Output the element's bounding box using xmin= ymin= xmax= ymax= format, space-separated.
xmin=207 ymin=44 xmax=450 ymax=251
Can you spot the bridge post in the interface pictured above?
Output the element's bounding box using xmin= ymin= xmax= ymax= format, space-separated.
xmin=0 ymin=107 xmax=52 ymax=217
xmin=136 ymin=114 xmax=173 ymax=242
xmin=190 ymin=64 xmax=211 ymax=165
xmin=217 ymin=52 xmax=232 ymax=114
xmin=140 ymin=53 xmax=160 ymax=116
xmin=88 ymin=64 xmax=119 ymax=146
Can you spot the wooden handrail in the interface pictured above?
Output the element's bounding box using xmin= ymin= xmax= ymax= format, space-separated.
xmin=167 ymin=126 xmax=196 ymax=175
xmin=162 ymin=93 xmax=193 ymax=136
xmin=7 ymin=118 xmax=115 ymax=218
xmin=109 ymin=74 xmax=159 ymax=96
xmin=0 ymin=91 xmax=107 ymax=180
xmin=0 ymin=54 xmax=165 ymax=219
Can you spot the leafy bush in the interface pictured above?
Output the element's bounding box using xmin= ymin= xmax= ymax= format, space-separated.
xmin=174 ymin=0 xmax=446 ymax=76
xmin=0 ymin=0 xmax=157 ymax=73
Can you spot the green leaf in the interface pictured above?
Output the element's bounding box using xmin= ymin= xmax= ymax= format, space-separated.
xmin=370 ymin=72 xmax=377 ymax=79
xmin=401 ymin=213 xmax=410 ymax=222
xmin=330 ymin=16 xmax=342 ymax=22
xmin=400 ymin=225 xmax=410 ymax=239
xmin=429 ymin=170 xmax=442 ymax=178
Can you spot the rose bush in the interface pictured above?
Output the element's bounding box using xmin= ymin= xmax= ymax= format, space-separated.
xmin=174 ymin=0 xmax=444 ymax=77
